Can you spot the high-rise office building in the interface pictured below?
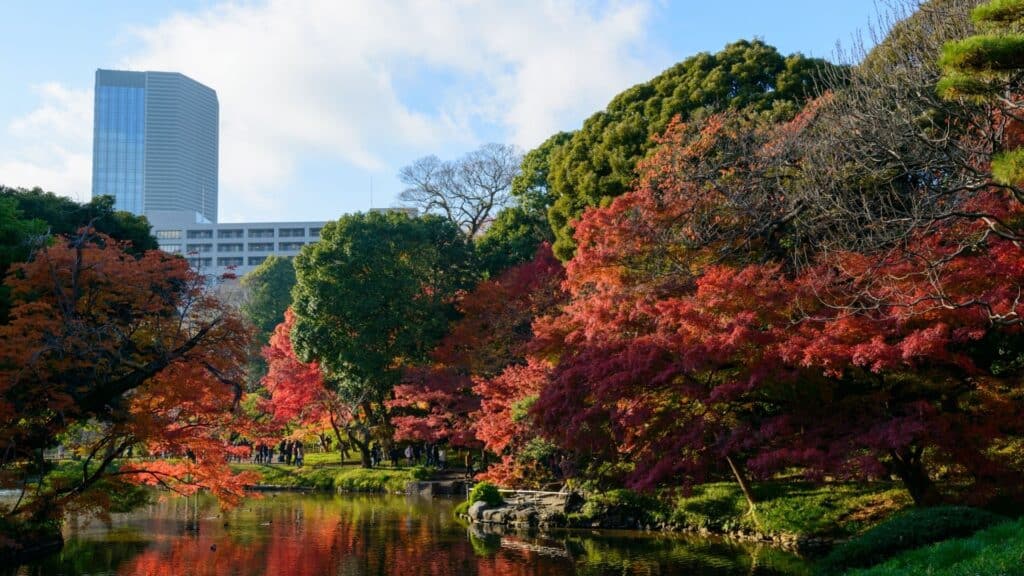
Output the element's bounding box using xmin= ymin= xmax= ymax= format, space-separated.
xmin=91 ymin=69 xmax=219 ymax=222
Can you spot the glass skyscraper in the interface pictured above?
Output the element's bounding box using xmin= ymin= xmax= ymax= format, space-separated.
xmin=92 ymin=69 xmax=219 ymax=223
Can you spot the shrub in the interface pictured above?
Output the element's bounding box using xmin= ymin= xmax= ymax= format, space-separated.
xmin=467 ymin=481 xmax=504 ymax=507
xmin=410 ymin=466 xmax=435 ymax=481
xmin=304 ymin=468 xmax=337 ymax=491
xmin=334 ymin=468 xmax=414 ymax=493
xmin=670 ymin=483 xmax=749 ymax=532
xmin=567 ymin=489 xmax=666 ymax=528
xmin=669 ymin=482 xmax=910 ymax=537
xmin=816 ymin=506 xmax=1009 ymax=575
xmin=516 ymin=437 xmax=557 ymax=464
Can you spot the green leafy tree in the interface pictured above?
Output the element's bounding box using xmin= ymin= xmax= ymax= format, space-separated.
xmin=543 ymin=40 xmax=840 ymax=259
xmin=290 ymin=212 xmax=476 ymax=466
xmin=476 ymin=132 xmax=570 ymax=276
xmin=475 ymin=206 xmax=553 ymax=277
xmin=1 ymin=187 xmax=157 ymax=254
xmin=240 ymin=256 xmax=297 ymax=386
xmin=0 ymin=197 xmax=46 ymax=323
xmin=241 ymin=256 xmax=296 ymax=342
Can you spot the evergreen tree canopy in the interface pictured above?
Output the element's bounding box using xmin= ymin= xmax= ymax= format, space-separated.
xmin=543 ymin=40 xmax=842 ymax=259
xmin=290 ymin=212 xmax=477 ymax=401
xmin=940 ymin=0 xmax=1024 ymax=184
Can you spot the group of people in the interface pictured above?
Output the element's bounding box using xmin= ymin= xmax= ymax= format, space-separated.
xmin=365 ymin=442 xmax=451 ymax=470
xmin=242 ymin=437 xmax=481 ymax=477
xmin=251 ymin=440 xmax=304 ymax=466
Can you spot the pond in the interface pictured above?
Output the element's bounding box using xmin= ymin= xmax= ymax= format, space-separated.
xmin=8 ymin=492 xmax=812 ymax=575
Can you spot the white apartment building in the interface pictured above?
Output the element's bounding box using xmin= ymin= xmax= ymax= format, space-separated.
xmin=147 ymin=210 xmax=326 ymax=277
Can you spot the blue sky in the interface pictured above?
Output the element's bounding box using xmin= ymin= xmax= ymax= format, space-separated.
xmin=0 ymin=1 xmax=881 ymax=223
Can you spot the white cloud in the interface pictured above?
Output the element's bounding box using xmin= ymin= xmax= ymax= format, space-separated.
xmin=0 ymin=83 xmax=92 ymax=201
xmin=3 ymin=0 xmax=658 ymax=218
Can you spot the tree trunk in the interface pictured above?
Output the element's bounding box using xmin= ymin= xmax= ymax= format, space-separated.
xmin=890 ymin=447 xmax=942 ymax=506
xmin=328 ymin=416 xmax=348 ymax=465
xmin=726 ymin=454 xmax=760 ymax=526
xmin=357 ymin=444 xmax=371 ymax=468
xmin=345 ymin=429 xmax=371 ymax=468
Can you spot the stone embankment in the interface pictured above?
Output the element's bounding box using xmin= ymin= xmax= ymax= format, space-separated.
xmin=677 ymin=525 xmax=834 ymax=554
xmin=464 ymin=490 xmax=577 ymax=529
xmin=461 ymin=489 xmax=834 ymax=554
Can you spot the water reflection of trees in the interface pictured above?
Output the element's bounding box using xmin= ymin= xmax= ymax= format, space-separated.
xmin=13 ymin=494 xmax=809 ymax=575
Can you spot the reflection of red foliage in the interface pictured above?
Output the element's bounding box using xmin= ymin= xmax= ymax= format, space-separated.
xmin=112 ymin=497 xmax=572 ymax=575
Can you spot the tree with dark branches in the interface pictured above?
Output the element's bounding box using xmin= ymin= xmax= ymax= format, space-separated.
xmin=398 ymin=143 xmax=521 ymax=238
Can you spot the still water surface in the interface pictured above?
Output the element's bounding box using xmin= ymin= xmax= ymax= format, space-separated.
xmin=10 ymin=493 xmax=811 ymax=575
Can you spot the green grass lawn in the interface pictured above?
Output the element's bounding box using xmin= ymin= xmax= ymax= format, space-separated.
xmin=847 ymin=517 xmax=1024 ymax=576
xmin=232 ymin=463 xmax=339 ymax=490
xmin=557 ymin=480 xmax=909 ymax=537
xmin=231 ymin=460 xmax=432 ymax=493
xmin=333 ymin=467 xmax=427 ymax=493
xmin=670 ymin=481 xmax=911 ymax=537
xmin=300 ymin=451 xmax=347 ymax=467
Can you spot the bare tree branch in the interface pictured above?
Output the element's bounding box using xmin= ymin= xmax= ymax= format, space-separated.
xmin=399 ymin=143 xmax=521 ymax=237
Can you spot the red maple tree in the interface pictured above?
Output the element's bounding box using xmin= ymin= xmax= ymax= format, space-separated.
xmin=528 ymin=101 xmax=1024 ymax=507
xmin=261 ymin=309 xmax=355 ymax=460
xmin=389 ymin=245 xmax=566 ymax=480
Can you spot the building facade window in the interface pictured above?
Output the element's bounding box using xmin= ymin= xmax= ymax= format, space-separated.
xmin=279 ymin=227 xmax=305 ymax=237
xmin=217 ymin=229 xmax=243 ymax=238
xmin=309 ymin=228 xmax=322 ymax=238
xmin=248 ymin=229 xmax=275 ymax=238
xmin=186 ymin=243 xmax=212 ymax=253
xmin=162 ymin=244 xmax=181 ymax=253
xmin=217 ymin=243 xmax=244 ymax=252
xmin=187 ymin=230 xmax=213 ymax=239
xmin=156 ymin=230 xmax=182 ymax=239
xmin=248 ymin=242 xmax=274 ymax=252
xmin=91 ymin=70 xmax=218 ymax=222
xmin=188 ymin=257 xmax=213 ymax=268
xmin=248 ymin=256 xmax=267 ymax=266
xmin=279 ymin=242 xmax=305 ymax=251
xmin=92 ymin=78 xmax=145 ymax=215
xmin=217 ymin=257 xmax=244 ymax=267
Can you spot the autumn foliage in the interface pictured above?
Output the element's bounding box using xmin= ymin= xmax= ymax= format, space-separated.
xmin=0 ymin=231 xmax=256 ymax=524
xmin=521 ymin=97 xmax=1024 ymax=505
xmin=261 ymin=309 xmax=352 ymax=451
xmin=388 ymin=245 xmax=566 ymax=483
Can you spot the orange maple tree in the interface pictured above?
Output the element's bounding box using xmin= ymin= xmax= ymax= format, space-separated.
xmin=0 ymin=230 xmax=257 ymax=526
